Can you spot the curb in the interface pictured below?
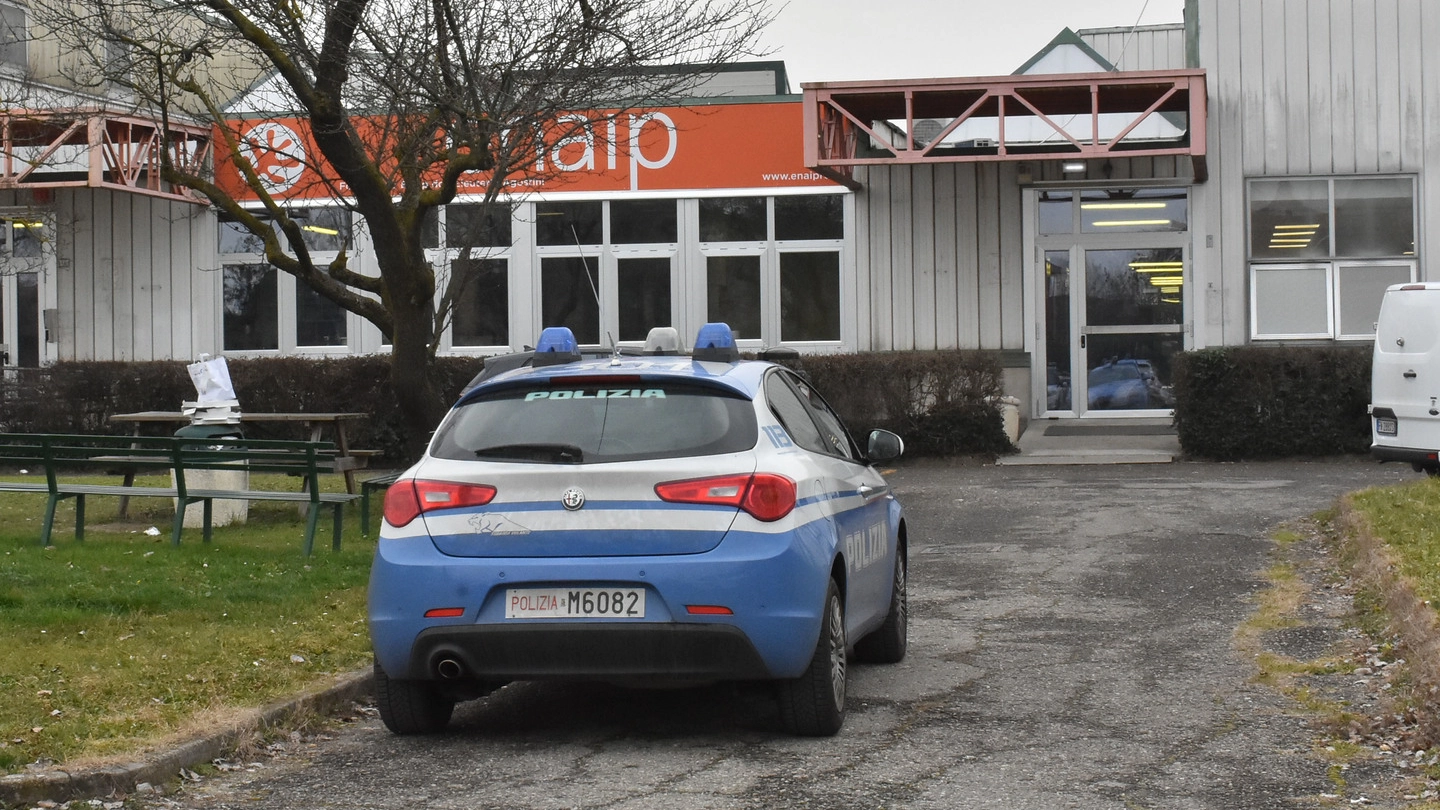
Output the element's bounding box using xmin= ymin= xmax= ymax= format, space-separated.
xmin=0 ymin=669 xmax=373 ymax=808
xmin=1337 ymin=494 xmax=1440 ymax=736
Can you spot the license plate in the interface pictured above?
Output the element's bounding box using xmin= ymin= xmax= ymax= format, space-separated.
xmin=505 ymin=587 xmax=645 ymax=619
xmin=1376 ymin=417 xmax=1398 ymax=436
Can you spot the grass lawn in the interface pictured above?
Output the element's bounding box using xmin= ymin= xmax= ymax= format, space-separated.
xmin=0 ymin=473 xmax=377 ymax=774
xmin=1348 ymin=475 xmax=1440 ymax=606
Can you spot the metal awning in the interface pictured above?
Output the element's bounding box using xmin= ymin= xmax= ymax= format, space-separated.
xmin=0 ymin=109 xmax=212 ymax=204
xmin=802 ymin=69 xmax=1208 ymax=189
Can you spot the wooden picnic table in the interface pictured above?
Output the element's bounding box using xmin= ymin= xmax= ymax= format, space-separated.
xmin=109 ymin=411 xmax=374 ymax=493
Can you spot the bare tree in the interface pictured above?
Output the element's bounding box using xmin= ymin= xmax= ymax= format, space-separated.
xmin=25 ymin=0 xmax=772 ymax=451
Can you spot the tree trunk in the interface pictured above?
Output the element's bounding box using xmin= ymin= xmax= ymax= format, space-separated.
xmin=388 ymin=296 xmax=447 ymax=463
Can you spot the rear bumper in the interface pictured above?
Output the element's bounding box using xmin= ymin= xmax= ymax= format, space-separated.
xmin=368 ymin=524 xmax=839 ymax=682
xmin=1371 ymin=443 xmax=1440 ymax=468
xmin=408 ymin=623 xmax=770 ymax=681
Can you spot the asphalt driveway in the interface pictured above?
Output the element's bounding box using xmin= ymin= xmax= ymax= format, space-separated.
xmin=133 ymin=457 xmax=1417 ymax=810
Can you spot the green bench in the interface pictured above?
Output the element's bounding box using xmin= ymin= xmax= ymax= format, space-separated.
xmin=0 ymin=433 xmax=362 ymax=555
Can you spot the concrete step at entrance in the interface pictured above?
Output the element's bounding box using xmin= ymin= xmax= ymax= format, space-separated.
xmin=997 ymin=417 xmax=1178 ymax=466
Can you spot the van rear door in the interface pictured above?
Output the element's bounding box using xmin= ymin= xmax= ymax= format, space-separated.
xmin=1372 ymin=283 xmax=1440 ymax=470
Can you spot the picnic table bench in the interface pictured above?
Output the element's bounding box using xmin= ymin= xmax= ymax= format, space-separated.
xmin=0 ymin=433 xmax=362 ymax=555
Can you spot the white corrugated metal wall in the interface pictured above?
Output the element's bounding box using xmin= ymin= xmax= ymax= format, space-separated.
xmin=38 ymin=188 xmax=217 ymax=362
xmin=1079 ymin=25 xmax=1189 ymax=72
xmin=1193 ymin=0 xmax=1438 ymax=348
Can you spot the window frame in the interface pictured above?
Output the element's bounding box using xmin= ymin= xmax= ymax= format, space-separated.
xmin=429 ymin=203 xmax=517 ymax=354
xmin=697 ymin=194 xmax=848 ymax=352
xmin=217 ymin=207 xmax=354 ymax=355
xmin=0 ymin=2 xmax=26 ymax=70
xmin=1246 ymin=174 xmax=1420 ymax=342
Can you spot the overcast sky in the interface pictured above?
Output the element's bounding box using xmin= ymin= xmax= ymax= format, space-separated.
xmin=759 ymin=0 xmax=1187 ymax=87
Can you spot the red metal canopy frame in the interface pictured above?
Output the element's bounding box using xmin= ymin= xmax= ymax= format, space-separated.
xmin=802 ymin=69 xmax=1207 ymax=189
xmin=0 ymin=109 xmax=212 ymax=204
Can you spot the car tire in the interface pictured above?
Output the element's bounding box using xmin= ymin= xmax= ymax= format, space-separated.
xmin=373 ymin=661 xmax=455 ymax=735
xmin=854 ymin=548 xmax=907 ymax=664
xmin=777 ymin=578 xmax=846 ymax=736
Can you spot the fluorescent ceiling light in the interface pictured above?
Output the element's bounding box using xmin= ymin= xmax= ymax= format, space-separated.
xmin=1129 ymin=261 xmax=1184 ymax=269
xmin=1082 ymin=202 xmax=1167 ymax=210
xmin=1093 ymin=219 xmax=1171 ymax=227
xmin=1062 ymin=162 xmax=1086 ymax=173
xmin=1147 ymin=275 xmax=1185 ymax=286
xmin=303 ymin=225 xmax=340 ymax=235
xmin=1160 ymin=287 xmax=1181 ymax=294
xmin=1267 ymin=244 xmax=1310 ymax=249
xmin=1273 ymin=223 xmax=1321 ymax=230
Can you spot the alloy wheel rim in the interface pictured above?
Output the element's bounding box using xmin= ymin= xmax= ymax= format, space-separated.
xmin=828 ymin=595 xmax=846 ymax=708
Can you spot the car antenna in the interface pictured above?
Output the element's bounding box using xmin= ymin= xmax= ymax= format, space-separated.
xmin=564 ymin=222 xmax=620 ymax=363
xmin=570 ymin=223 xmax=602 ymax=328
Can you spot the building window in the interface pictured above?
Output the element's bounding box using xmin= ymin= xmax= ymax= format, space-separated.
xmin=426 ymin=203 xmax=513 ymax=350
xmin=220 ymin=209 xmax=352 ymax=352
xmin=291 ymin=207 xmax=352 ymax=252
xmin=295 ymin=283 xmax=347 ymax=347
xmin=451 ymin=257 xmax=508 ymax=347
xmin=775 ymin=195 xmax=843 ymax=240
xmin=1248 ymin=176 xmax=1417 ymax=340
xmin=617 ymin=257 xmax=670 ymax=341
xmin=447 ymin=203 xmax=511 ymax=249
xmin=611 ymin=199 xmax=676 ymax=244
xmin=700 ymin=194 xmax=847 ymax=347
xmin=700 ymin=198 xmax=765 ymax=242
xmin=536 ymin=201 xmax=602 ymax=246
xmin=0 ymin=3 xmax=25 ymax=68
xmin=541 ymin=256 xmax=601 ymax=344
xmin=223 ymin=263 xmax=278 ymax=351
xmin=707 ymin=254 xmax=762 ymax=339
xmin=780 ymin=251 xmax=840 ymax=341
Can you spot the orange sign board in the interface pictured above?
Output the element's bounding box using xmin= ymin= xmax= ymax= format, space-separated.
xmin=218 ymin=102 xmax=837 ymax=202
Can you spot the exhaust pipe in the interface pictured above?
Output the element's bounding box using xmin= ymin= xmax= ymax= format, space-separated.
xmin=436 ymin=658 xmax=465 ymax=679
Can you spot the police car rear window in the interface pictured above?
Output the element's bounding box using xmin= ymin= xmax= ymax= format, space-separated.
xmin=430 ymin=381 xmax=758 ymax=464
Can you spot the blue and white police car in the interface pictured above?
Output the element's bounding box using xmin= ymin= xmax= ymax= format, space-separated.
xmin=368 ymin=323 xmax=907 ymax=736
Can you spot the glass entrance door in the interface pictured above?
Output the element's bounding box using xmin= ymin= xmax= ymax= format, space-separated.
xmin=1037 ymin=187 xmax=1189 ymax=417
xmin=1079 ymin=248 xmax=1183 ymax=412
xmin=1043 ymin=246 xmax=1185 ymax=415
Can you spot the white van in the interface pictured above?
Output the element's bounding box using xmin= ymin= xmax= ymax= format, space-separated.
xmin=1371 ymin=282 xmax=1440 ymax=474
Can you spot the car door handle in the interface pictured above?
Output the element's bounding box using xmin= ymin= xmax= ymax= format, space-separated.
xmin=1405 ymin=370 xmax=1418 ymax=379
xmin=858 ymin=484 xmax=887 ymax=500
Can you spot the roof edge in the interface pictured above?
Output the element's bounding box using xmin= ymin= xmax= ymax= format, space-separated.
xmin=1012 ymin=27 xmax=1118 ymax=76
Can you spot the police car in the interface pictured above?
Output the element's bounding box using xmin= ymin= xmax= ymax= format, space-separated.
xmin=368 ymin=323 xmax=907 ymax=736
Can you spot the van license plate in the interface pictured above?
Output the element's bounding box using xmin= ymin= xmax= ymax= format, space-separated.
xmin=505 ymin=588 xmax=645 ymax=619
xmin=1376 ymin=417 xmax=1398 ymax=436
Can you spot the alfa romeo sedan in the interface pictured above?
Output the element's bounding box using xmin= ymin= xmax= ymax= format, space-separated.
xmin=368 ymin=323 xmax=907 ymax=736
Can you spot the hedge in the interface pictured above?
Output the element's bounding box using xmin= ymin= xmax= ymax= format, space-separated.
xmin=1172 ymin=345 xmax=1372 ymax=460
xmin=0 ymin=350 xmax=1013 ymax=463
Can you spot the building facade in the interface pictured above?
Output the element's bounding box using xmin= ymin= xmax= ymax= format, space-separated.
xmin=2 ymin=0 xmax=1433 ymax=425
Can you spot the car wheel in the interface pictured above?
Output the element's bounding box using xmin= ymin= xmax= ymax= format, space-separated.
xmin=854 ymin=548 xmax=907 ymax=664
xmin=777 ymin=578 xmax=846 ymax=736
xmin=373 ymin=661 xmax=455 ymax=735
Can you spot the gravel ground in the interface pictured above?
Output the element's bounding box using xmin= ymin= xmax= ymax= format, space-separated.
xmin=14 ymin=458 xmax=1440 ymax=810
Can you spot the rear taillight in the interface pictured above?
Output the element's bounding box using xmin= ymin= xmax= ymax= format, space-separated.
xmin=383 ymin=479 xmax=498 ymax=527
xmin=655 ymin=473 xmax=796 ymax=522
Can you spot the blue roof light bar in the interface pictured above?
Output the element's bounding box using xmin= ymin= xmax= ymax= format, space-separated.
xmin=533 ymin=326 xmax=582 ymax=366
xmin=692 ymin=322 xmax=739 ymax=363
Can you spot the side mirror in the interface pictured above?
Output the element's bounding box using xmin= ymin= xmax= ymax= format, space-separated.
xmin=867 ymin=429 xmax=904 ymax=463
